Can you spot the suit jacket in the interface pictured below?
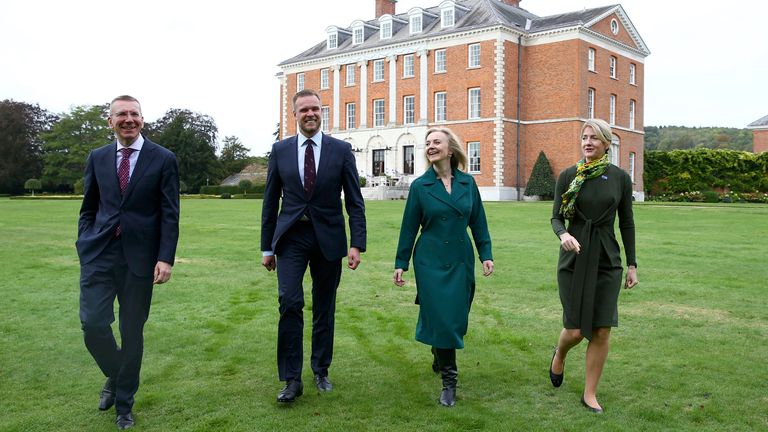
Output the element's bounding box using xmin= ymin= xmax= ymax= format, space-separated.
xmin=261 ymin=134 xmax=366 ymax=261
xmin=76 ymin=137 xmax=180 ymax=277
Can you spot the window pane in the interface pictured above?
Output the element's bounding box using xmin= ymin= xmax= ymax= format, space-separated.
xmin=346 ymin=103 xmax=356 ymax=129
xmin=404 ymin=96 xmax=415 ymax=124
xmin=435 ymin=50 xmax=446 ymax=73
xmin=374 ymin=99 xmax=385 ymax=127
xmin=468 ymin=142 xmax=480 ymax=172
xmin=435 ymin=92 xmax=446 ymax=121
xmin=403 ymin=145 xmax=414 ymax=174
xmin=321 ymin=106 xmax=329 ymax=132
xmin=373 ymin=149 xmax=385 ymax=176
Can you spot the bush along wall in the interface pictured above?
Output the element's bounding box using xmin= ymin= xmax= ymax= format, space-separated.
xmin=645 ymin=149 xmax=768 ymax=202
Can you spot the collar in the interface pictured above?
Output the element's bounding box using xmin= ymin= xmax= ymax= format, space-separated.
xmin=116 ymin=135 xmax=144 ymax=153
xmin=298 ymin=131 xmax=323 ymax=147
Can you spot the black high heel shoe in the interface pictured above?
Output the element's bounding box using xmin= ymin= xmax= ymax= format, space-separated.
xmin=581 ymin=396 xmax=604 ymax=413
xmin=549 ymin=348 xmax=563 ymax=388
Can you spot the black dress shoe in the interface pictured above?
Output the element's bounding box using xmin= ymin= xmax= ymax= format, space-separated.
xmin=99 ymin=377 xmax=116 ymax=411
xmin=116 ymin=412 xmax=135 ymax=429
xmin=549 ymin=349 xmax=563 ymax=388
xmin=277 ymin=380 xmax=303 ymax=403
xmin=314 ymin=374 xmax=333 ymax=392
xmin=581 ymin=396 xmax=604 ymax=414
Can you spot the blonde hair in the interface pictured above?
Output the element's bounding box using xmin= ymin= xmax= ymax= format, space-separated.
xmin=424 ymin=127 xmax=467 ymax=171
xmin=581 ymin=118 xmax=613 ymax=146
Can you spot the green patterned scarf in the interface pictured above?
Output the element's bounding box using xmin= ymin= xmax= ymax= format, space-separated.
xmin=559 ymin=153 xmax=610 ymax=219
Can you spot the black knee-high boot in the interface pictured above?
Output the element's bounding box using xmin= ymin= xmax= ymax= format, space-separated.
xmin=430 ymin=347 xmax=439 ymax=373
xmin=434 ymin=348 xmax=457 ymax=407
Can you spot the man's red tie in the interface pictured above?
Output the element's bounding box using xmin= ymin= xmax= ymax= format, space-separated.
xmin=304 ymin=140 xmax=316 ymax=198
xmin=115 ymin=147 xmax=135 ymax=237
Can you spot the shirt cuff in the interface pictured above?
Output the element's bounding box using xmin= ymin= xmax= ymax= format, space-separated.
xmin=262 ymin=251 xmax=274 ymax=257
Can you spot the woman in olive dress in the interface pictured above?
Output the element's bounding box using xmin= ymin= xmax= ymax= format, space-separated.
xmin=548 ymin=118 xmax=638 ymax=413
xmin=393 ymin=127 xmax=493 ymax=407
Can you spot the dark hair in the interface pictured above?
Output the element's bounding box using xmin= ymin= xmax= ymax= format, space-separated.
xmin=292 ymin=89 xmax=321 ymax=110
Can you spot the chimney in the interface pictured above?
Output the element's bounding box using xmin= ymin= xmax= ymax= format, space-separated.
xmin=375 ymin=0 xmax=397 ymax=18
xmin=499 ymin=0 xmax=521 ymax=7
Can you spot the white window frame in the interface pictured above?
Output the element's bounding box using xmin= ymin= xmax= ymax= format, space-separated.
xmin=587 ymin=88 xmax=595 ymax=118
xmin=380 ymin=21 xmax=392 ymax=40
xmin=434 ymin=49 xmax=446 ymax=73
xmin=353 ymin=26 xmax=364 ymax=45
xmin=346 ymin=64 xmax=356 ymax=86
xmin=404 ymin=95 xmax=415 ymax=125
xmin=610 ymin=136 xmax=620 ymax=166
xmin=468 ymin=43 xmax=481 ymax=68
xmin=373 ymin=99 xmax=385 ymax=127
xmin=468 ymin=88 xmax=481 ymax=119
xmin=434 ymin=92 xmax=446 ymax=122
xmin=403 ymin=145 xmax=415 ymax=175
xmin=346 ymin=103 xmax=356 ymax=129
xmin=321 ymin=106 xmax=330 ymax=132
xmin=320 ymin=69 xmax=329 ymax=89
xmin=373 ymin=59 xmax=385 ymax=82
xmin=609 ymin=94 xmax=616 ymax=125
xmin=410 ymin=14 xmax=422 ymax=34
xmin=610 ymin=18 xmax=619 ymax=35
xmin=588 ymin=48 xmax=596 ymax=72
xmin=441 ymin=7 xmax=455 ymax=28
xmin=403 ymin=54 xmax=414 ymax=78
xmin=629 ymin=99 xmax=636 ymax=130
xmin=327 ymin=33 xmax=338 ymax=50
xmin=297 ymin=73 xmax=304 ymax=92
xmin=629 ymin=63 xmax=636 ymax=85
xmin=629 ymin=152 xmax=636 ymax=183
xmin=610 ymin=56 xmax=617 ymax=79
xmin=468 ymin=142 xmax=481 ymax=173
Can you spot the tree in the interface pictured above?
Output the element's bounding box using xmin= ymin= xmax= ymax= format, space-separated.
xmin=239 ymin=179 xmax=252 ymax=195
xmin=145 ymin=109 xmax=222 ymax=193
xmin=220 ymin=135 xmax=251 ymax=177
xmin=41 ymin=104 xmax=111 ymax=191
xmin=0 ymin=100 xmax=57 ymax=194
xmin=524 ymin=151 xmax=555 ymax=199
xmin=179 ymin=180 xmax=188 ymax=195
xmin=24 ymin=178 xmax=42 ymax=196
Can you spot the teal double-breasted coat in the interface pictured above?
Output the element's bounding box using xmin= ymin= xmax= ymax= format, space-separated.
xmin=395 ymin=168 xmax=493 ymax=349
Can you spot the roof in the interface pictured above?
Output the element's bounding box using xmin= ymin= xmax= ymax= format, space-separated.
xmin=279 ymin=0 xmax=649 ymax=66
xmin=747 ymin=114 xmax=768 ymax=128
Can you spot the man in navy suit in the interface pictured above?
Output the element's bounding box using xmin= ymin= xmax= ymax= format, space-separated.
xmin=76 ymin=95 xmax=179 ymax=429
xmin=261 ymin=89 xmax=366 ymax=403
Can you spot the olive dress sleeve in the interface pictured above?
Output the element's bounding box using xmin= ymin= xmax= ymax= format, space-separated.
xmin=551 ymin=169 xmax=569 ymax=237
xmin=617 ymin=171 xmax=637 ymax=267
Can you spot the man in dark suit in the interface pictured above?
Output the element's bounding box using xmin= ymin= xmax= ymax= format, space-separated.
xmin=261 ymin=89 xmax=366 ymax=403
xmin=76 ymin=95 xmax=179 ymax=429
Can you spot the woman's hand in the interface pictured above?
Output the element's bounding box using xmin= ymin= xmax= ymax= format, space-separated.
xmin=559 ymin=232 xmax=581 ymax=254
xmin=393 ymin=268 xmax=406 ymax=286
xmin=482 ymin=260 xmax=494 ymax=277
xmin=625 ymin=265 xmax=638 ymax=288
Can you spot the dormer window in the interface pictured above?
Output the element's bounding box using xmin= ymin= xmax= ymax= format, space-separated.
xmin=353 ymin=26 xmax=364 ymax=44
xmin=326 ymin=26 xmax=349 ymax=50
xmin=410 ymin=14 xmax=422 ymax=34
xmin=381 ymin=20 xmax=392 ymax=39
xmin=327 ymin=33 xmax=337 ymax=49
xmin=441 ymin=7 xmax=455 ymax=28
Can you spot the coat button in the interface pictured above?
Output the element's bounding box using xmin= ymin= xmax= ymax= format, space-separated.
xmin=441 ymin=216 xmax=447 ymax=220
xmin=444 ymin=241 xmax=449 ymax=244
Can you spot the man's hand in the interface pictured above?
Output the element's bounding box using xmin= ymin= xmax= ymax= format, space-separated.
xmin=154 ymin=261 xmax=173 ymax=284
xmin=262 ymin=255 xmax=276 ymax=272
xmin=347 ymin=247 xmax=361 ymax=270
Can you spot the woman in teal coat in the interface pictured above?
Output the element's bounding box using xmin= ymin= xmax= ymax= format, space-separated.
xmin=549 ymin=118 xmax=638 ymax=413
xmin=393 ymin=127 xmax=493 ymax=407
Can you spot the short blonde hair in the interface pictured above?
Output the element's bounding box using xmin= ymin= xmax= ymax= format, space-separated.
xmin=581 ymin=118 xmax=613 ymax=146
xmin=424 ymin=127 xmax=467 ymax=171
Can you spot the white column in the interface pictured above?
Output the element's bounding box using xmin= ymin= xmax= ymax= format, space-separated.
xmin=332 ymin=64 xmax=341 ymax=132
xmin=359 ymin=60 xmax=368 ymax=128
xmin=388 ymin=55 xmax=397 ymax=125
xmin=418 ymin=49 xmax=428 ymax=124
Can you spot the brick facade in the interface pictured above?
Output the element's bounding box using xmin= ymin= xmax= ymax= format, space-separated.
xmin=277 ymin=0 xmax=649 ymax=200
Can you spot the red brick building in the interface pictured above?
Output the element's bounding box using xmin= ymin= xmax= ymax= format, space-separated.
xmin=747 ymin=114 xmax=768 ymax=153
xmin=276 ymin=0 xmax=650 ymax=200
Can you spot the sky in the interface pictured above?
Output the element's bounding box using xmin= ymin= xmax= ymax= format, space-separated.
xmin=1 ymin=0 xmax=766 ymax=156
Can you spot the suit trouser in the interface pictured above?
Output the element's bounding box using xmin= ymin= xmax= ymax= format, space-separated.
xmin=79 ymin=236 xmax=153 ymax=415
xmin=275 ymin=221 xmax=342 ymax=382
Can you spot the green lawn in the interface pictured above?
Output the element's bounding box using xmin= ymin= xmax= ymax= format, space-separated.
xmin=1 ymin=199 xmax=766 ymax=431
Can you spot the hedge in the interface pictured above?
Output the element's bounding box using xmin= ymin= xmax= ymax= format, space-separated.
xmin=645 ymin=149 xmax=768 ymax=199
xmin=199 ymin=183 xmax=266 ymax=195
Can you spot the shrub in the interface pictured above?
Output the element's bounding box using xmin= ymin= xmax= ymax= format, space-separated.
xmin=524 ymin=151 xmax=555 ymax=199
xmin=221 ymin=193 xmax=231 ymax=199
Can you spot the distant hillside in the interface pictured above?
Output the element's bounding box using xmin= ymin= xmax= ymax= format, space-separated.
xmin=644 ymin=126 xmax=752 ymax=151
